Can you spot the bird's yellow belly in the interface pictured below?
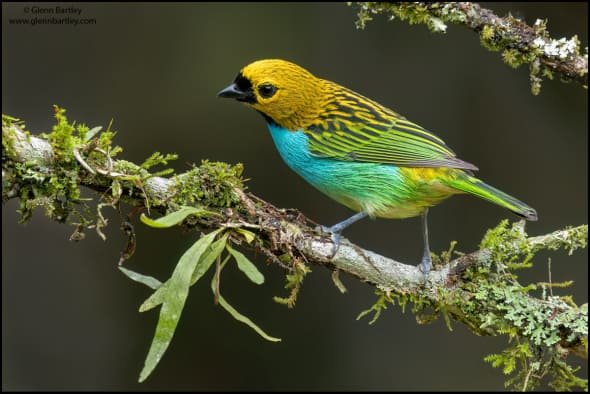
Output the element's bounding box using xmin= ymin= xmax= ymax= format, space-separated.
xmin=330 ymin=185 xmax=454 ymax=219
xmin=311 ymin=166 xmax=460 ymax=219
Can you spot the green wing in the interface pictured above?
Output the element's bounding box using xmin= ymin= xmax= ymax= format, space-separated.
xmin=304 ymin=85 xmax=478 ymax=171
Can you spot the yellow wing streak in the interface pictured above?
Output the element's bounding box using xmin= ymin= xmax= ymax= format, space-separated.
xmin=395 ymin=120 xmax=449 ymax=146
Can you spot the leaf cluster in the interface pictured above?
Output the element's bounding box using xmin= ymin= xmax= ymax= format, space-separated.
xmin=121 ymin=207 xmax=280 ymax=382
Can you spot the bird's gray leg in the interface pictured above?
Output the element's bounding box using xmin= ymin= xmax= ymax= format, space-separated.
xmin=420 ymin=208 xmax=432 ymax=278
xmin=321 ymin=211 xmax=369 ymax=258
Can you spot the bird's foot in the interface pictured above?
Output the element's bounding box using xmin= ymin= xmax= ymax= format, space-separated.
xmin=419 ymin=252 xmax=432 ymax=280
xmin=315 ymin=212 xmax=368 ymax=260
xmin=317 ymin=225 xmax=342 ymax=259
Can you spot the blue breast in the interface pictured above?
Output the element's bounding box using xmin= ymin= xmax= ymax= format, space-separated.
xmin=266 ymin=123 xmax=406 ymax=215
xmin=267 ymin=123 xmax=323 ymax=184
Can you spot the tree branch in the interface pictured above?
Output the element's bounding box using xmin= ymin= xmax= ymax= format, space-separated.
xmin=2 ymin=113 xmax=587 ymax=390
xmin=351 ymin=2 xmax=588 ymax=94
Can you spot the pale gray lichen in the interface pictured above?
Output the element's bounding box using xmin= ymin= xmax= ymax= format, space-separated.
xmin=533 ymin=35 xmax=581 ymax=60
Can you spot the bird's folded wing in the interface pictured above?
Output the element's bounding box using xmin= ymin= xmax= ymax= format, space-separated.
xmin=304 ymin=99 xmax=478 ymax=171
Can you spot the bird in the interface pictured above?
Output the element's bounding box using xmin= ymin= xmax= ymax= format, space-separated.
xmin=217 ymin=59 xmax=537 ymax=277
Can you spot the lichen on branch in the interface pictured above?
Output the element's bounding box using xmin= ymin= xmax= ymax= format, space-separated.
xmin=349 ymin=2 xmax=588 ymax=95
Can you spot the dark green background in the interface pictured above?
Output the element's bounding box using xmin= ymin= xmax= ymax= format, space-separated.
xmin=2 ymin=2 xmax=587 ymax=390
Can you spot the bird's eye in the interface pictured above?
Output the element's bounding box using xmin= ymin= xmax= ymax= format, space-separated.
xmin=258 ymin=84 xmax=277 ymax=99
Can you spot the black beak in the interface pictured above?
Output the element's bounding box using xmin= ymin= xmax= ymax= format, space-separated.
xmin=217 ymin=83 xmax=247 ymax=99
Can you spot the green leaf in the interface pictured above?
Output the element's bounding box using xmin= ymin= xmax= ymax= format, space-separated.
xmin=138 ymin=228 xmax=222 ymax=383
xmin=119 ymin=266 xmax=162 ymax=290
xmin=139 ymin=282 xmax=169 ymax=313
xmin=210 ymin=267 xmax=280 ymax=343
xmin=227 ymin=245 xmax=264 ymax=285
xmin=139 ymin=232 xmax=228 ymax=313
xmin=83 ymin=126 xmax=102 ymax=142
xmin=190 ymin=233 xmax=229 ymax=285
xmin=140 ymin=206 xmax=218 ymax=229
xmin=235 ymin=228 xmax=256 ymax=244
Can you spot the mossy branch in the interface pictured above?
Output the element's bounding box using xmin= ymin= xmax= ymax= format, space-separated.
xmin=350 ymin=2 xmax=588 ymax=95
xmin=2 ymin=111 xmax=587 ymax=390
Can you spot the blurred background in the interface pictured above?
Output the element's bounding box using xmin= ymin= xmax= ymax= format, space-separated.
xmin=2 ymin=2 xmax=587 ymax=390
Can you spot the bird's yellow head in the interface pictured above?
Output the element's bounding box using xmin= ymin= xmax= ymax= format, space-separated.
xmin=218 ymin=59 xmax=326 ymax=131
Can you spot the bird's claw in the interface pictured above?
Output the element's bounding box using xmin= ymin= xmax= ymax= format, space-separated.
xmin=316 ymin=225 xmax=341 ymax=259
xmin=328 ymin=231 xmax=341 ymax=259
xmin=419 ymin=253 xmax=432 ymax=280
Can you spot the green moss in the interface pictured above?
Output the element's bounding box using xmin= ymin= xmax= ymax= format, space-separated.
xmin=2 ymin=115 xmax=20 ymax=159
xmin=479 ymin=220 xmax=532 ymax=267
xmin=357 ymin=289 xmax=401 ymax=324
xmin=479 ymin=25 xmax=502 ymax=51
xmin=502 ymin=49 xmax=524 ymax=69
xmin=357 ymin=287 xmax=435 ymax=325
xmin=438 ymin=3 xmax=467 ymax=24
xmin=3 ymin=107 xmax=244 ymax=240
xmin=140 ymin=152 xmax=178 ymax=178
xmin=353 ymin=3 xmax=453 ymax=33
xmin=431 ymin=240 xmax=460 ymax=269
xmin=44 ymin=106 xmax=77 ymax=163
xmin=6 ymin=106 xmax=83 ymax=223
xmin=350 ymin=2 xmax=586 ymax=95
xmin=535 ymin=225 xmax=587 ymax=255
xmin=171 ymin=160 xmax=244 ymax=210
xmin=273 ymin=259 xmax=311 ymax=308
xmin=390 ymin=4 xmax=434 ymax=28
xmin=357 ymin=219 xmax=587 ymax=391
